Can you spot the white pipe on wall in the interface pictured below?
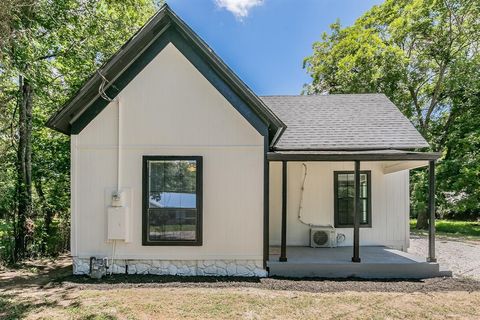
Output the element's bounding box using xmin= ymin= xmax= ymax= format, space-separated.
xmin=111 ymin=98 xmax=121 ymax=274
xmin=117 ymin=98 xmax=121 ymax=194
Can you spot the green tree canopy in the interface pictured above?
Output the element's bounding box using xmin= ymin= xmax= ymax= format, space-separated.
xmin=304 ymin=0 xmax=480 ymax=224
xmin=0 ymin=0 xmax=159 ymax=262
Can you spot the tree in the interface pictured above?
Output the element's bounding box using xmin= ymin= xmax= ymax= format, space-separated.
xmin=304 ymin=0 xmax=480 ymax=228
xmin=0 ymin=0 xmax=159 ymax=262
xmin=435 ymin=54 xmax=480 ymax=218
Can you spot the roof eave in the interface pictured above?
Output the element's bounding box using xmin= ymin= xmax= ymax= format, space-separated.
xmin=46 ymin=6 xmax=172 ymax=134
xmin=267 ymin=150 xmax=441 ymax=162
xmin=165 ymin=7 xmax=286 ymax=137
xmin=46 ymin=4 xmax=286 ymax=140
xmin=272 ymin=144 xmax=431 ymax=152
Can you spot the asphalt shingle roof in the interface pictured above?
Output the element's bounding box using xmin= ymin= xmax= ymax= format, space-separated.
xmin=261 ymin=94 xmax=429 ymax=151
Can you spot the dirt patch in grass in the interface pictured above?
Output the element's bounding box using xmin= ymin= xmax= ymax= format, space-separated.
xmin=2 ymin=256 xmax=480 ymax=319
xmin=61 ymin=273 xmax=480 ymax=294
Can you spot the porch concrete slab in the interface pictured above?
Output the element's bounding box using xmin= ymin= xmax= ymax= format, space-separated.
xmin=268 ymin=246 xmax=451 ymax=279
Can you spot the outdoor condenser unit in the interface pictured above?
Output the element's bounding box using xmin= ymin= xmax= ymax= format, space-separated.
xmin=310 ymin=226 xmax=336 ymax=248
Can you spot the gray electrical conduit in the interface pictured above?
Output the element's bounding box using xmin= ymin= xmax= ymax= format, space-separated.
xmin=110 ymin=97 xmax=121 ymax=275
xmin=298 ymin=163 xmax=346 ymax=244
xmin=98 ymin=72 xmax=119 ymax=275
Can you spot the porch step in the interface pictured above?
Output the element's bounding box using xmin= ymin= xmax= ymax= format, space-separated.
xmin=268 ymin=261 xmax=449 ymax=279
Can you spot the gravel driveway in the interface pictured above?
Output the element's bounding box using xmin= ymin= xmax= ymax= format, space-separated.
xmin=409 ymin=234 xmax=480 ymax=279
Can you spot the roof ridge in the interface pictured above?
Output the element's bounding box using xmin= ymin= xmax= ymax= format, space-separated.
xmin=260 ymin=93 xmax=385 ymax=97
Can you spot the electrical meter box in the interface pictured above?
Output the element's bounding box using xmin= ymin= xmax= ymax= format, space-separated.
xmin=107 ymin=206 xmax=129 ymax=241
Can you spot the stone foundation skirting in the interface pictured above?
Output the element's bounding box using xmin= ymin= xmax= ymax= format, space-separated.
xmin=73 ymin=257 xmax=268 ymax=277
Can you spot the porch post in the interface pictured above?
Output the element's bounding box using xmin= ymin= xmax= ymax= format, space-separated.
xmin=352 ymin=160 xmax=361 ymax=263
xmin=427 ymin=160 xmax=437 ymax=262
xmin=279 ymin=161 xmax=288 ymax=262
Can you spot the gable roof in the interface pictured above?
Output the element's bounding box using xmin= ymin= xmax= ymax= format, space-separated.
xmin=46 ymin=4 xmax=285 ymax=145
xmin=46 ymin=5 xmax=429 ymax=153
xmin=261 ymin=94 xmax=429 ymax=151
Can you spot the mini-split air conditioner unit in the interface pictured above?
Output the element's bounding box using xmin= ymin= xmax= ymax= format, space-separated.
xmin=310 ymin=226 xmax=336 ymax=248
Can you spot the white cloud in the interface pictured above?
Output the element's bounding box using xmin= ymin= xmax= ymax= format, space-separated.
xmin=215 ymin=0 xmax=264 ymax=19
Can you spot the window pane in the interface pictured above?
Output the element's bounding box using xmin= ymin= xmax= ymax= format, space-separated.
xmin=337 ymin=173 xmax=349 ymax=183
xmin=148 ymin=208 xmax=197 ymax=241
xmin=337 ymin=174 xmax=351 ymax=198
xmin=149 ymin=160 xmax=197 ymax=209
xmin=337 ymin=185 xmax=349 ymax=198
xmin=361 ymin=199 xmax=368 ymax=224
xmin=360 ymin=173 xmax=368 ymax=198
xmin=338 ymin=198 xmax=354 ymax=225
xmin=335 ymin=171 xmax=370 ymax=226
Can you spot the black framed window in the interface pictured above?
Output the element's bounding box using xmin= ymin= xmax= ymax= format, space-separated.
xmin=142 ymin=156 xmax=202 ymax=245
xmin=334 ymin=171 xmax=371 ymax=228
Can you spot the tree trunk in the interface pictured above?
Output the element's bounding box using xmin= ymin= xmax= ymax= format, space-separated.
xmin=35 ymin=178 xmax=53 ymax=255
xmin=416 ymin=210 xmax=429 ymax=230
xmin=416 ymin=169 xmax=430 ymax=230
xmin=14 ymin=76 xmax=33 ymax=261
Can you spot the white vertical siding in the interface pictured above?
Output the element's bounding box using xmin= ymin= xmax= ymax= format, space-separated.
xmin=72 ymin=43 xmax=265 ymax=260
xmin=269 ymin=162 xmax=411 ymax=250
xmin=70 ymin=135 xmax=78 ymax=256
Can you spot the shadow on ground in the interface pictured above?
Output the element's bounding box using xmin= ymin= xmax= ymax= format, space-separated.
xmin=2 ymin=255 xmax=480 ymax=319
xmin=59 ymin=272 xmax=480 ymax=294
xmin=0 ymin=257 xmax=77 ymax=319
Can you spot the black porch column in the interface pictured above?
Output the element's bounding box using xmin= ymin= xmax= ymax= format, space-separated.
xmin=352 ymin=160 xmax=361 ymax=263
xmin=427 ymin=160 xmax=437 ymax=262
xmin=279 ymin=161 xmax=288 ymax=262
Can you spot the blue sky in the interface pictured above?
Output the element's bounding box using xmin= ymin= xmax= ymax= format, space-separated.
xmin=167 ymin=0 xmax=383 ymax=95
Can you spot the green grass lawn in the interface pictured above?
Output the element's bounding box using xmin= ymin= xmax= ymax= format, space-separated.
xmin=3 ymin=257 xmax=480 ymax=319
xmin=410 ymin=219 xmax=480 ymax=239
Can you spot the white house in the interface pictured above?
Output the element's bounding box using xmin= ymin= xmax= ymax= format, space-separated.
xmin=47 ymin=5 xmax=445 ymax=278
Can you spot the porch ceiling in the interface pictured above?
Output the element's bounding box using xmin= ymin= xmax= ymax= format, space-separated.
xmin=382 ymin=160 xmax=429 ymax=174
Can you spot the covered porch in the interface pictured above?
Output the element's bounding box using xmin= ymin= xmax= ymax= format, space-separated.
xmin=268 ymin=246 xmax=450 ymax=278
xmin=266 ymin=149 xmax=446 ymax=278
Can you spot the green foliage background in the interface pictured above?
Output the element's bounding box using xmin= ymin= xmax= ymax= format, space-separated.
xmin=304 ymin=0 xmax=480 ymax=223
xmin=0 ymin=0 xmax=159 ymax=263
xmin=0 ymin=0 xmax=478 ymax=262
